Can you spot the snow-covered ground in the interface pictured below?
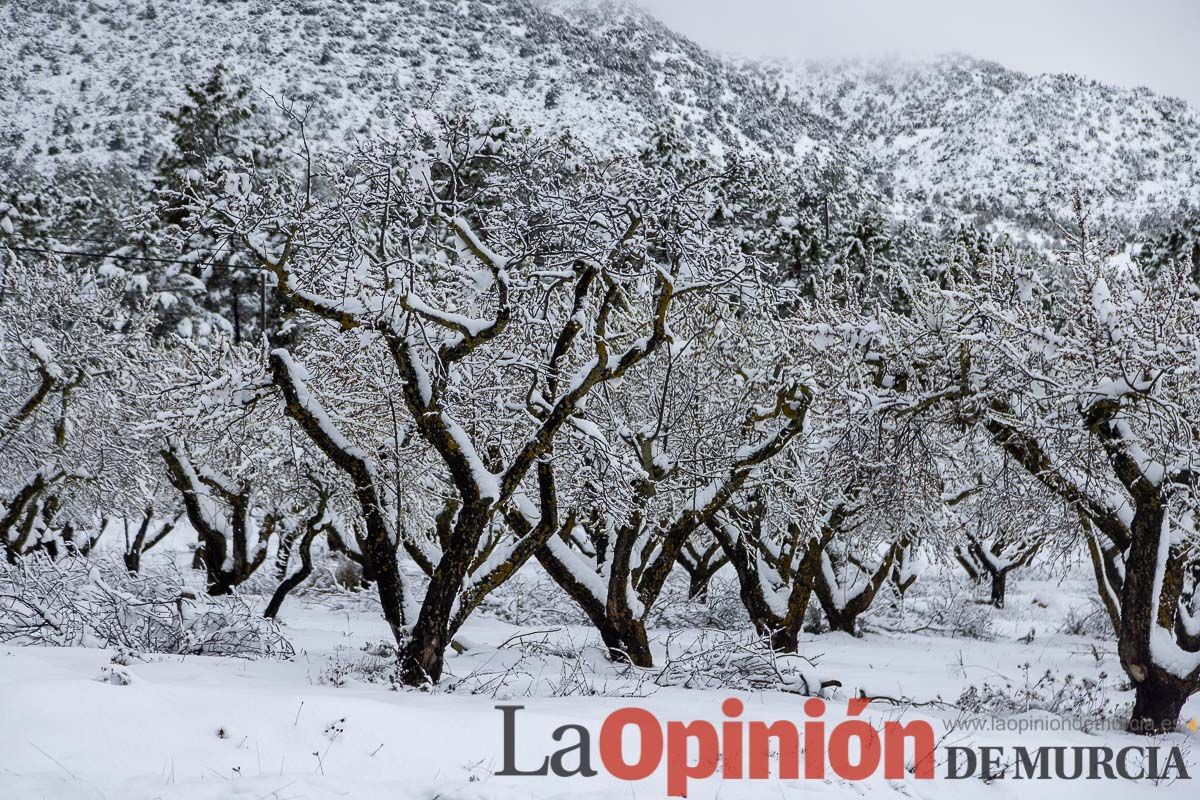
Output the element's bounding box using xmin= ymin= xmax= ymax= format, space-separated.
xmin=2 ymin=569 xmax=1196 ymax=799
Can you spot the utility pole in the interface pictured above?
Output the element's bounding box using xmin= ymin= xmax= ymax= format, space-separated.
xmin=259 ymin=271 xmax=267 ymax=338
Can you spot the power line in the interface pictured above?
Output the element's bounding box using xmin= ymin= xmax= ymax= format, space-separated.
xmin=3 ymin=243 xmax=262 ymax=273
xmin=4 ymin=232 xmax=144 ymax=248
xmin=12 ymin=232 xmax=233 ymax=249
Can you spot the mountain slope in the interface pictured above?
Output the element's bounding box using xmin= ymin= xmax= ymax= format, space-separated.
xmin=752 ymin=54 xmax=1200 ymax=229
xmin=0 ymin=0 xmax=841 ymax=171
xmin=3 ymin=2 xmax=1198 ymax=234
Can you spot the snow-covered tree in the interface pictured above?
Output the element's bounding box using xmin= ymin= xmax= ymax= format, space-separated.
xmin=197 ymin=117 xmax=764 ymax=683
xmin=674 ymin=535 xmax=728 ymax=601
xmin=522 ymin=278 xmax=811 ymax=666
xmin=945 ymin=462 xmax=1070 ymax=608
xmin=894 ymin=200 xmax=1200 ymax=733
xmin=706 ymin=296 xmax=938 ymax=645
xmin=150 ymin=335 xmax=340 ymax=600
xmin=712 ymin=474 xmax=857 ymax=650
xmin=0 ymin=255 xmax=155 ymax=561
xmin=107 ymin=65 xmax=287 ymax=345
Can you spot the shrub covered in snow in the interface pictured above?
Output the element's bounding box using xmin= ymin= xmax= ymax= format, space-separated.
xmin=480 ymin=574 xmax=589 ymax=627
xmin=648 ymin=574 xmax=750 ymax=632
xmin=653 ymin=630 xmax=838 ymax=696
xmin=956 ymin=663 xmax=1128 ymax=729
xmin=0 ymin=554 xmax=292 ymax=658
xmin=1059 ymin=600 xmax=1117 ymax=639
xmin=319 ymin=640 xmax=400 ymax=688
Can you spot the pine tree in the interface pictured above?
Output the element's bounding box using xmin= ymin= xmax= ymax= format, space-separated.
xmin=115 ymin=65 xmax=284 ymax=344
xmin=158 ymin=64 xmax=258 ymax=196
xmin=1136 ymin=215 xmax=1200 ymax=296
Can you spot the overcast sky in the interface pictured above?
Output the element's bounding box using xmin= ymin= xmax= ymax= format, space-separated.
xmin=635 ymin=0 xmax=1200 ymax=108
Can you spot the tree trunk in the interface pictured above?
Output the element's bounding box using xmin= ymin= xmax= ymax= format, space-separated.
xmin=263 ymin=567 xmax=309 ymax=619
xmin=824 ymin=608 xmax=859 ymax=635
xmin=677 ymin=542 xmax=727 ymax=602
xmin=399 ymin=504 xmax=490 ymax=685
xmin=204 ymin=557 xmax=235 ymax=596
xmin=400 ymin=588 xmax=453 ymax=685
xmin=769 ymin=625 xmax=800 ymax=654
xmin=1084 ymin=526 xmax=1123 ymax=636
xmin=193 ymin=540 xmax=233 ymax=595
xmin=232 ymin=281 xmax=242 ymax=344
xmin=710 ymin=516 xmax=826 ymax=655
xmin=990 ymin=569 xmax=1007 ymax=609
xmin=1128 ymin=670 xmax=1191 ymax=735
xmin=370 ymin=541 xmax=407 ymax=646
xmin=814 ymin=543 xmax=900 ymax=637
xmin=535 ymin=536 xmax=656 ymax=668
xmin=1118 ymin=499 xmax=1198 ymax=734
xmin=955 ymin=547 xmax=982 ymax=582
xmin=595 ymin=615 xmax=654 ymax=667
xmin=264 ymin=526 xmax=318 ymax=620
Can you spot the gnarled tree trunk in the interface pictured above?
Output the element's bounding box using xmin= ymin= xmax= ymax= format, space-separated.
xmin=162 ymin=443 xmax=273 ymax=595
xmin=676 ymin=540 xmax=728 ymax=601
xmin=123 ymin=506 xmax=178 ymax=573
xmin=814 ymin=540 xmax=901 ymax=636
xmin=263 ymin=484 xmax=331 ymax=620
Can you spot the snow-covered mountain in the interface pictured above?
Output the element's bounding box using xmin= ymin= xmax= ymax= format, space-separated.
xmin=3 ymin=1 xmax=1199 ymax=233
xmin=754 ymin=54 xmax=1200 ymax=229
xmin=0 ymin=0 xmax=839 ymax=168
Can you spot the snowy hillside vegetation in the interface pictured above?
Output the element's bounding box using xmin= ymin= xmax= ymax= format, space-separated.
xmin=0 ymin=0 xmax=841 ymax=169
xmin=754 ymin=54 xmax=1200 ymax=230
xmin=5 ymin=2 xmax=1200 ymax=236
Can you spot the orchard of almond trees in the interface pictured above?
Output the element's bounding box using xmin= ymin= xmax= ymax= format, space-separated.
xmin=2 ymin=48 xmax=1200 ymax=797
